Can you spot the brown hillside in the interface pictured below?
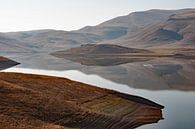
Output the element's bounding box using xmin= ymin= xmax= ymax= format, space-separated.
xmin=0 ymin=72 xmax=163 ymax=129
xmin=53 ymin=44 xmax=151 ymax=55
xmin=51 ymin=44 xmax=153 ymax=66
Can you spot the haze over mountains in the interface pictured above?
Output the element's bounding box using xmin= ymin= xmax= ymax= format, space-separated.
xmin=0 ymin=8 xmax=195 ymax=55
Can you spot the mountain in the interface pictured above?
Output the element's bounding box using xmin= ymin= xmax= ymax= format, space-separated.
xmin=102 ymin=9 xmax=195 ymax=48
xmin=78 ymin=9 xmax=178 ymax=39
xmin=141 ymin=10 xmax=195 ymax=47
xmin=2 ymin=9 xmax=192 ymax=55
xmin=4 ymin=30 xmax=102 ymax=52
xmin=0 ymin=8 xmax=194 ymax=66
xmin=0 ymin=33 xmax=34 ymax=53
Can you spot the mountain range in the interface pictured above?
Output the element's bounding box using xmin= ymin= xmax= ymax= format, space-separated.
xmin=0 ymin=8 xmax=195 ymax=55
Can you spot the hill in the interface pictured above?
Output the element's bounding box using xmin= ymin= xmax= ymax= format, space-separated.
xmin=0 ymin=33 xmax=34 ymax=53
xmin=54 ymin=44 xmax=151 ymax=55
xmin=1 ymin=9 xmax=191 ymax=54
xmin=5 ymin=30 xmax=103 ymax=52
xmin=103 ymin=9 xmax=195 ymax=48
xmin=0 ymin=72 xmax=163 ymax=129
xmin=52 ymin=44 xmax=153 ymax=66
xmin=78 ymin=9 xmax=178 ymax=39
xmin=0 ymin=9 xmax=195 ymax=68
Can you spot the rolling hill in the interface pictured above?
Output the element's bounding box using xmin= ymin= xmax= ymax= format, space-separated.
xmin=4 ymin=30 xmax=102 ymax=52
xmin=0 ymin=33 xmax=34 ymax=53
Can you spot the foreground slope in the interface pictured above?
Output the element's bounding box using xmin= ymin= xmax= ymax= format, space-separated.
xmin=0 ymin=73 xmax=163 ymax=129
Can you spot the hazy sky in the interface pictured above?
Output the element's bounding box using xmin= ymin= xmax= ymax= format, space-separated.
xmin=0 ymin=0 xmax=195 ymax=32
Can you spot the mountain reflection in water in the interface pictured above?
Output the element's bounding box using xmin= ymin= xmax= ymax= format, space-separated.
xmin=1 ymin=52 xmax=195 ymax=129
xmin=4 ymin=53 xmax=195 ymax=91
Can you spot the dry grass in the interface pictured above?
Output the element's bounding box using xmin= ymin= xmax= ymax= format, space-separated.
xmin=0 ymin=72 xmax=163 ymax=129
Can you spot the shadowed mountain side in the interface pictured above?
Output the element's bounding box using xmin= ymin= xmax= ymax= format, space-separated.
xmin=0 ymin=56 xmax=19 ymax=70
xmin=0 ymin=72 xmax=163 ymax=129
xmin=102 ymin=9 xmax=195 ymax=48
xmin=78 ymin=9 xmax=179 ymax=39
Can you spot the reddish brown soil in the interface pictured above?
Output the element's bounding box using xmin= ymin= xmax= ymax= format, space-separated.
xmin=0 ymin=72 xmax=163 ymax=129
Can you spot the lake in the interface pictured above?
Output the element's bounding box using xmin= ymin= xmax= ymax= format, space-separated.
xmin=3 ymin=67 xmax=195 ymax=129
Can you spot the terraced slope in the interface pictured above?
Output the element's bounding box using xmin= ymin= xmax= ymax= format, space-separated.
xmin=0 ymin=73 xmax=163 ymax=129
xmin=0 ymin=56 xmax=19 ymax=70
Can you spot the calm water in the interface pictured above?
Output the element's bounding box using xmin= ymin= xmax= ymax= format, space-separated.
xmin=3 ymin=67 xmax=195 ymax=129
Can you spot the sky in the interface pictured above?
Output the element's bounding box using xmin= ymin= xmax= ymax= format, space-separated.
xmin=0 ymin=0 xmax=195 ymax=32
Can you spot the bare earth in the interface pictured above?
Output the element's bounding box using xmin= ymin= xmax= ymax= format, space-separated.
xmin=0 ymin=72 xmax=163 ymax=129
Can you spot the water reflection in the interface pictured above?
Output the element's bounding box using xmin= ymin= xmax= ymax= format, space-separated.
xmin=3 ymin=53 xmax=195 ymax=91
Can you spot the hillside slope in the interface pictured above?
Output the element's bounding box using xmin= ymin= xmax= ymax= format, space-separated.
xmin=0 ymin=72 xmax=163 ymax=129
xmin=0 ymin=33 xmax=34 ymax=53
xmin=1 ymin=9 xmax=188 ymax=54
xmin=78 ymin=9 xmax=178 ymax=40
xmin=54 ymin=44 xmax=151 ymax=55
xmin=0 ymin=9 xmax=194 ymax=61
xmin=104 ymin=9 xmax=195 ymax=48
xmin=52 ymin=44 xmax=153 ymax=66
xmin=5 ymin=30 xmax=102 ymax=52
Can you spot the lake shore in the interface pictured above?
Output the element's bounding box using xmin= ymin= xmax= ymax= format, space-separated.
xmin=0 ymin=72 xmax=163 ymax=129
